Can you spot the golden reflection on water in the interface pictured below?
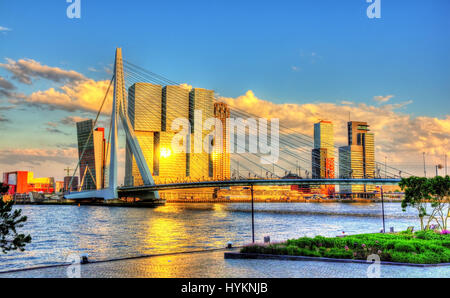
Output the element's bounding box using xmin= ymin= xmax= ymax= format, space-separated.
xmin=142 ymin=214 xmax=187 ymax=254
xmin=212 ymin=203 xmax=228 ymax=218
xmin=153 ymin=203 xmax=184 ymax=214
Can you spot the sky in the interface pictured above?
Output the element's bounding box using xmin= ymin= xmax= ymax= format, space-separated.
xmin=0 ymin=0 xmax=449 ymax=181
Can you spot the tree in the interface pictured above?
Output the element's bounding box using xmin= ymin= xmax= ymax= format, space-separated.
xmin=0 ymin=183 xmax=32 ymax=254
xmin=0 ymin=183 xmax=8 ymax=195
xmin=400 ymin=176 xmax=450 ymax=231
xmin=399 ymin=176 xmax=431 ymax=230
xmin=428 ymin=176 xmax=450 ymax=230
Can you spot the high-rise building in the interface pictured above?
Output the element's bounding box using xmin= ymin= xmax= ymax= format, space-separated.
xmin=153 ymin=131 xmax=187 ymax=183
xmin=339 ymin=121 xmax=376 ymax=195
xmin=125 ymin=83 xmax=215 ymax=185
xmin=128 ymin=83 xmax=162 ymax=131
xmin=213 ymin=102 xmax=231 ymax=180
xmin=162 ymin=85 xmax=189 ymax=132
xmin=312 ymin=121 xmax=335 ymax=195
xmin=188 ymin=88 xmax=214 ymax=180
xmin=76 ymin=120 xmax=105 ymax=190
xmin=125 ymin=82 xmax=162 ymax=186
xmin=63 ymin=176 xmax=78 ymax=192
xmin=314 ymin=121 xmax=334 ymax=159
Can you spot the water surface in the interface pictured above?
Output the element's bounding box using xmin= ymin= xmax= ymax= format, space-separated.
xmin=0 ymin=202 xmax=421 ymax=272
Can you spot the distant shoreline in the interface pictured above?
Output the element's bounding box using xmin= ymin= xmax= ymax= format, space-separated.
xmin=11 ymin=197 xmax=403 ymax=207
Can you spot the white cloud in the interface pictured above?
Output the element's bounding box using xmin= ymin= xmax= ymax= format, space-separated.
xmin=0 ymin=58 xmax=86 ymax=85
xmin=220 ymin=90 xmax=450 ymax=175
xmin=0 ymin=26 xmax=11 ymax=32
xmin=21 ymin=79 xmax=112 ymax=113
xmin=340 ymin=101 xmax=353 ymax=105
xmin=373 ymin=95 xmax=394 ymax=103
xmin=0 ymin=76 xmax=15 ymax=90
xmin=179 ymin=83 xmax=193 ymax=91
xmin=59 ymin=116 xmax=90 ymax=125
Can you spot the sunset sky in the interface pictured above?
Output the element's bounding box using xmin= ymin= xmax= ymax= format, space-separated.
xmin=0 ymin=0 xmax=449 ymax=181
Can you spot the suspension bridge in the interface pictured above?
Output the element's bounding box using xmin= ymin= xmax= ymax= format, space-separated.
xmin=64 ymin=49 xmax=407 ymax=203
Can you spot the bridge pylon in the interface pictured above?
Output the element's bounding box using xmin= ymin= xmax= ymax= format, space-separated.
xmin=65 ymin=48 xmax=159 ymax=201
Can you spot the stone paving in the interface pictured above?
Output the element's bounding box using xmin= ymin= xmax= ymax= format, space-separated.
xmin=1 ymin=249 xmax=449 ymax=278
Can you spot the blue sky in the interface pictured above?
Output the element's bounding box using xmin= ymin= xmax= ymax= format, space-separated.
xmin=1 ymin=0 xmax=449 ymax=116
xmin=0 ymin=0 xmax=449 ymax=179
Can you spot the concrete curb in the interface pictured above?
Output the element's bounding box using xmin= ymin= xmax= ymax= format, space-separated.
xmin=224 ymin=252 xmax=450 ymax=267
xmin=0 ymin=248 xmax=239 ymax=275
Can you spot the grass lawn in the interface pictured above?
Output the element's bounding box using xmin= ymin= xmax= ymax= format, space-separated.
xmin=241 ymin=230 xmax=450 ymax=264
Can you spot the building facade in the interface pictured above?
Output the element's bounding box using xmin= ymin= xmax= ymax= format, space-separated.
xmin=76 ymin=120 xmax=106 ymax=190
xmin=188 ymin=88 xmax=215 ymax=181
xmin=2 ymin=171 xmax=55 ymax=195
xmin=63 ymin=176 xmax=79 ymax=192
xmin=213 ymin=102 xmax=231 ymax=180
xmin=125 ymin=83 xmax=218 ymax=187
xmin=339 ymin=121 xmax=376 ymax=195
xmin=125 ymin=82 xmax=162 ymax=186
xmin=312 ymin=121 xmax=335 ymax=195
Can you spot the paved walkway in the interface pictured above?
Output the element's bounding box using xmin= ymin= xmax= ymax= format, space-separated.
xmin=1 ymin=249 xmax=449 ymax=278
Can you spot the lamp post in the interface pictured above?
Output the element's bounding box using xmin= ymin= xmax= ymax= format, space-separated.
xmin=251 ymin=184 xmax=255 ymax=243
xmin=244 ymin=185 xmax=255 ymax=243
xmin=381 ymin=186 xmax=386 ymax=233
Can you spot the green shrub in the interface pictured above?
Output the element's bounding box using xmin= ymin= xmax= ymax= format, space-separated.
xmin=419 ymin=252 xmax=442 ymax=264
xmin=415 ymin=230 xmax=441 ymax=240
xmin=394 ymin=242 xmax=416 ymax=253
xmin=301 ymin=248 xmax=321 ymax=258
xmin=427 ymin=244 xmax=444 ymax=254
xmin=323 ymin=248 xmax=353 ymax=259
xmin=286 ymin=237 xmax=312 ymax=248
xmin=240 ymin=231 xmax=450 ymax=264
xmin=385 ymin=241 xmax=397 ymax=250
xmin=391 ymin=251 xmax=411 ymax=263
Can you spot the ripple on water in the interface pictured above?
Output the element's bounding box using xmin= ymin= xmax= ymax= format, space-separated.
xmin=1 ymin=202 xmax=423 ymax=272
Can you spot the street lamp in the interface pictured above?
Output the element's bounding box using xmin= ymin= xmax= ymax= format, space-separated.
xmin=244 ymin=185 xmax=255 ymax=243
xmin=381 ymin=186 xmax=386 ymax=233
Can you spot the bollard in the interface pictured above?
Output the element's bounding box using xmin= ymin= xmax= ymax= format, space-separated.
xmin=80 ymin=253 xmax=89 ymax=264
xmin=264 ymin=236 xmax=270 ymax=244
xmin=226 ymin=242 xmax=233 ymax=249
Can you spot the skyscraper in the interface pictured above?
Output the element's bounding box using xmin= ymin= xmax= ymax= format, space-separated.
xmin=339 ymin=121 xmax=376 ymax=196
xmin=312 ymin=120 xmax=335 ymax=195
xmin=125 ymin=83 xmax=215 ymax=185
xmin=125 ymin=82 xmax=161 ymax=186
xmin=188 ymin=88 xmax=214 ymax=180
xmin=76 ymin=120 xmax=105 ymax=190
xmin=213 ymin=102 xmax=231 ymax=180
xmin=314 ymin=121 xmax=334 ymax=159
xmin=162 ymin=85 xmax=189 ymax=132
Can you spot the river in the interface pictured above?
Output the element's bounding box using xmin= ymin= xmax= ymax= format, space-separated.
xmin=0 ymin=202 xmax=421 ymax=272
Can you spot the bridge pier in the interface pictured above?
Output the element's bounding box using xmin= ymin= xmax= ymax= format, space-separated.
xmin=118 ymin=189 xmax=165 ymax=205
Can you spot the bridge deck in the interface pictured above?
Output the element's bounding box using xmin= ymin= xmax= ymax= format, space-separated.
xmin=118 ymin=178 xmax=401 ymax=192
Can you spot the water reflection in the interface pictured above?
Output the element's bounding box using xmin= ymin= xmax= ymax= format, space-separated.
xmin=1 ymin=202 xmax=421 ymax=272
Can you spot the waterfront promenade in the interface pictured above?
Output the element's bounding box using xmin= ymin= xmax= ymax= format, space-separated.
xmin=1 ymin=249 xmax=449 ymax=278
xmin=2 ymin=202 xmax=431 ymax=273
